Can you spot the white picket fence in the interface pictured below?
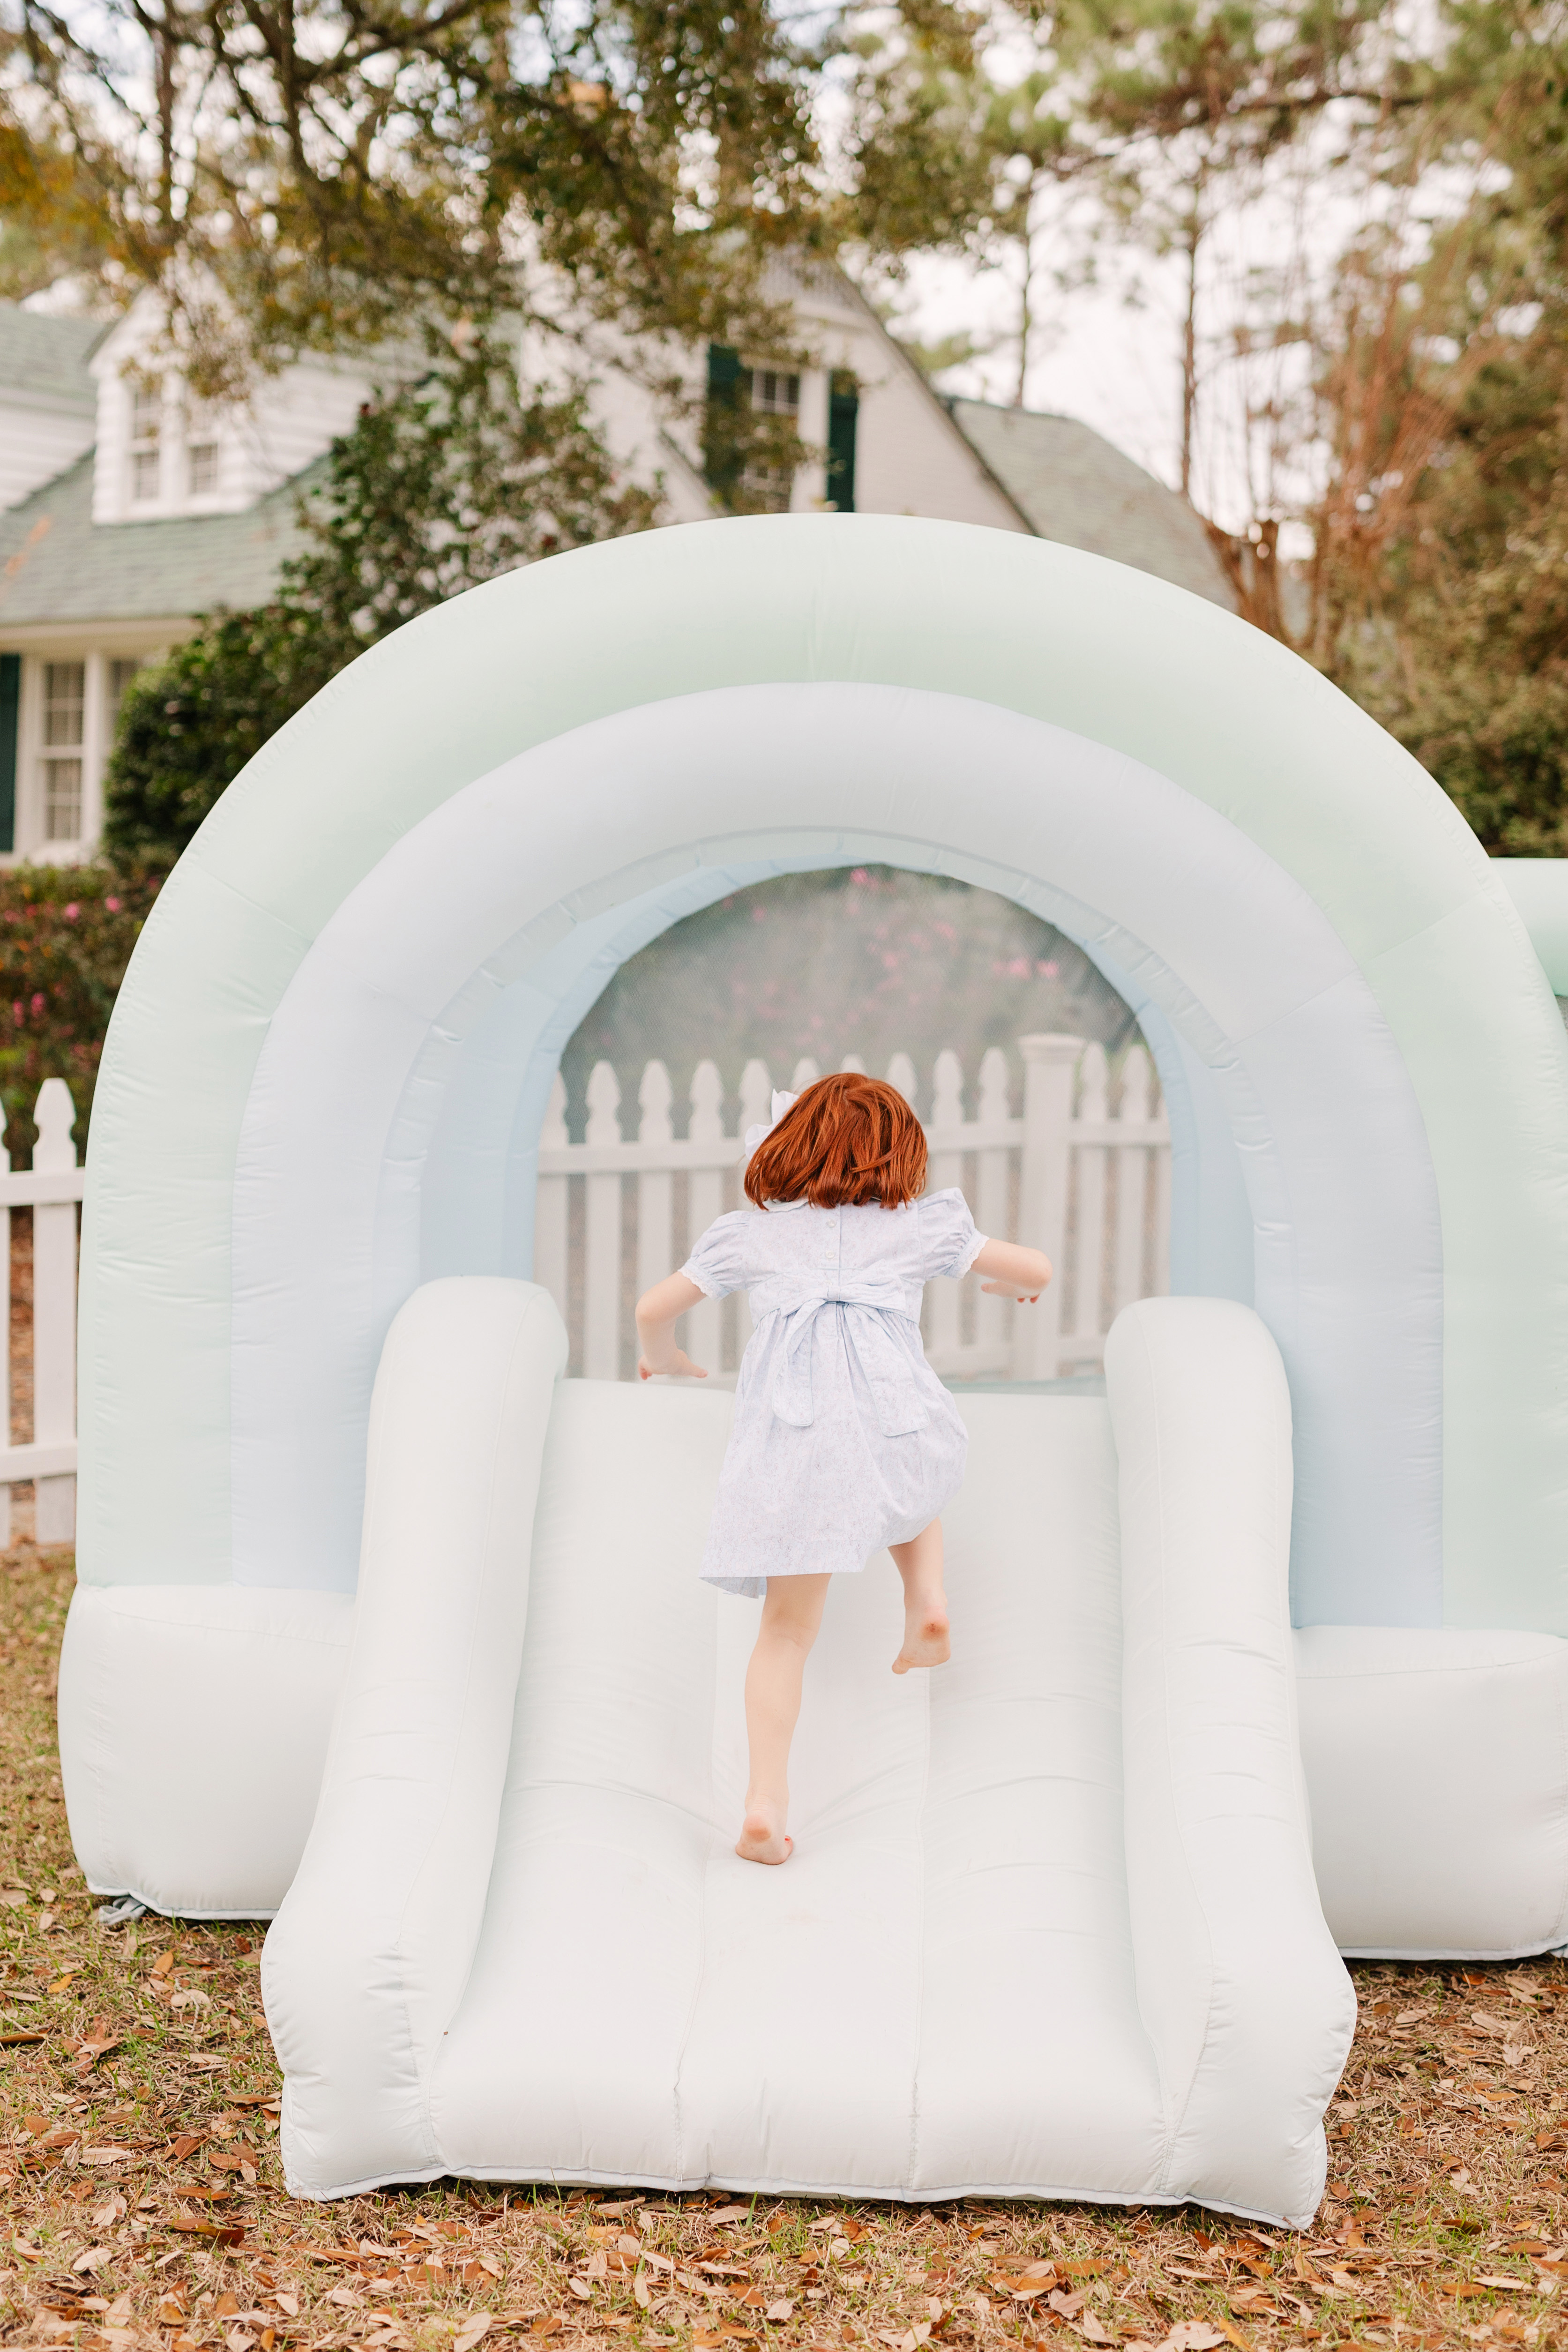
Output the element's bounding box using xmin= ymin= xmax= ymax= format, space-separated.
xmin=535 ymin=1032 xmax=1172 ymax=1385
xmin=1 ymin=1078 xmax=81 ymax=1546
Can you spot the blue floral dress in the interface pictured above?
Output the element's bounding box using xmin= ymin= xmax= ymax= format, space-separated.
xmin=680 ymin=1188 xmax=986 ymax=1598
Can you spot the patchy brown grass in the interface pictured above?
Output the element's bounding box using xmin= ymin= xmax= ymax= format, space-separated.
xmin=5 ymin=1540 xmax=1568 ymax=2352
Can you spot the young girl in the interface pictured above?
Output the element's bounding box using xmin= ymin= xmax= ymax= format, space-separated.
xmin=635 ymin=1072 xmax=1053 ymax=1869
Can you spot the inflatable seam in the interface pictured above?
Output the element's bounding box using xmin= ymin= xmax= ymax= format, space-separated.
xmin=405 ymin=1292 xmax=558 ymax=2169
xmin=905 ymin=1662 xmax=933 ymax=2193
xmin=669 ymin=1605 xmax=723 ymax=2186
xmin=1295 ymin=1659 xmax=1561 ymax=1682
xmin=1547 ymin=1654 xmax=1568 ymax=1952
xmin=1131 ymin=1312 xmax=1219 ymax=2198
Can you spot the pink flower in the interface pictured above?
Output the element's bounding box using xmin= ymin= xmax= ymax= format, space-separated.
xmin=31 ymin=992 xmax=45 ymax=1015
xmin=934 ymin=921 xmax=956 ymax=942
xmin=1038 ymin=959 xmax=1059 ymax=978
xmin=1007 ymin=956 xmax=1031 ymax=978
xmin=752 ymin=906 xmax=766 ymax=923
xmin=851 ymin=867 xmax=870 ymax=885
xmin=11 ymin=1003 xmax=21 ymax=1027
xmin=63 ymin=903 xmax=79 ymax=920
xmin=882 ymin=952 xmax=899 ymax=971
xmin=105 ymin=896 xmax=121 ymax=912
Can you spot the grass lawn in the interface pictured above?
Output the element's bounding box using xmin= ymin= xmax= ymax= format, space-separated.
xmin=5 ymin=1538 xmax=1567 ymax=2352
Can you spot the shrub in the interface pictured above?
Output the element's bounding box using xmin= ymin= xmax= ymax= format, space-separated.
xmin=0 ymin=862 xmax=165 ymax=1161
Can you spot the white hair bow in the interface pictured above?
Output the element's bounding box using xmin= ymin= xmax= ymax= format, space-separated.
xmin=743 ymin=1088 xmax=798 ymax=1161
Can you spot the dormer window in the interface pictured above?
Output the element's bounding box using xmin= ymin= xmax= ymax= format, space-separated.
xmin=188 ymin=430 xmax=219 ymax=497
xmin=129 ymin=384 xmax=162 ymax=503
xmin=187 ymin=400 xmax=221 ymax=496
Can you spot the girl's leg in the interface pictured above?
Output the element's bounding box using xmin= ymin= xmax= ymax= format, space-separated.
xmin=889 ymin=1520 xmax=950 ymax=1673
xmin=737 ymin=1572 xmax=831 ymax=1866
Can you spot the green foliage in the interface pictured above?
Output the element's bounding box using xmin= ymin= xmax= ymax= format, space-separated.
xmin=103 ymin=348 xmax=662 ymax=859
xmin=102 ymin=611 xmax=339 ymax=864
xmin=0 ymin=863 xmax=164 ymax=1162
xmin=6 ymin=0 xmax=820 ymax=386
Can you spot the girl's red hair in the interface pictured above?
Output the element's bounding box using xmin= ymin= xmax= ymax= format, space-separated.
xmin=744 ymin=1072 xmax=928 ymax=1210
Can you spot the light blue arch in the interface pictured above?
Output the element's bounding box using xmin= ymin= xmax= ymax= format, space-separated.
xmin=78 ymin=517 xmax=1568 ymax=1645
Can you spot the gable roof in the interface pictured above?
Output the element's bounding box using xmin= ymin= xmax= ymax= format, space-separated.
xmin=0 ymin=302 xmax=104 ymax=415
xmin=948 ymin=398 xmax=1233 ymax=607
xmin=0 ymin=452 xmax=310 ymax=627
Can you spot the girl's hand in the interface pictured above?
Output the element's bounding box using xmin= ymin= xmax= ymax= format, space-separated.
xmin=638 ymin=1349 xmax=708 ymax=1381
xmin=972 ymin=1239 xmax=1053 ymax=1303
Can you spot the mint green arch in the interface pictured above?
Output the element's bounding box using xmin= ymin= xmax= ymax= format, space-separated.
xmin=77 ymin=516 xmax=1568 ymax=1634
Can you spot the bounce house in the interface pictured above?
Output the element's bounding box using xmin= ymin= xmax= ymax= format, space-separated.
xmin=55 ymin=517 xmax=1568 ymax=2224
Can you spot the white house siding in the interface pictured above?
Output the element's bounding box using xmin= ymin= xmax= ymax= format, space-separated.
xmin=243 ymin=361 xmax=380 ymax=501
xmin=0 ymin=403 xmax=97 ymax=514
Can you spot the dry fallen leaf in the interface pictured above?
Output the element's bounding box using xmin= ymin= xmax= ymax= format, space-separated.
xmin=453 ymin=2314 xmax=493 ymax=2352
xmin=567 ymin=2278 xmax=592 ymax=2302
xmin=765 ymin=2300 xmax=793 ymax=2321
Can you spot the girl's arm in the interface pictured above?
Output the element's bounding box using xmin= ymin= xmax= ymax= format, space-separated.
xmin=972 ymin=1237 xmax=1053 ymax=1303
xmin=635 ymin=1272 xmax=709 ymax=1380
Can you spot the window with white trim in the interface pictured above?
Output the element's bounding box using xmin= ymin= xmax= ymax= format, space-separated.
xmin=41 ymin=661 xmax=85 ymax=840
xmin=129 ymin=383 xmax=162 ymax=503
xmin=750 ymin=367 xmax=800 ymax=416
xmin=187 ymin=413 xmax=220 ymax=495
xmin=108 ymin=657 xmax=142 ymax=729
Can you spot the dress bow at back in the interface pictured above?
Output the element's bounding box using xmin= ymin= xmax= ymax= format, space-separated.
xmin=760 ymin=1272 xmax=928 ymax=1438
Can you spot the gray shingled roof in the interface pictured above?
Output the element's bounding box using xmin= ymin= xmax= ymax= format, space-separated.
xmin=0 ymin=303 xmax=104 ymax=413
xmin=0 ymin=453 xmax=309 ymax=627
xmin=949 ymin=398 xmax=1234 ymax=608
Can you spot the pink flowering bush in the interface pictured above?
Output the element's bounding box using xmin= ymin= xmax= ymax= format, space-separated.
xmin=0 ymin=862 xmax=165 ymax=1161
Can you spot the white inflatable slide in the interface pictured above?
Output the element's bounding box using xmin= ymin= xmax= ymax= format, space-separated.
xmin=261 ymin=1279 xmax=1351 ymax=2222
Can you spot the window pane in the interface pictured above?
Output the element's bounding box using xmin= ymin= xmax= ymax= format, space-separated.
xmin=132 ymin=448 xmax=160 ymax=500
xmin=749 ymin=367 xmax=800 ymax=417
xmin=44 ymin=757 xmax=82 ymax=840
xmin=109 ymin=658 xmax=142 ymax=720
xmin=43 ymin=662 xmax=84 ymax=747
xmin=189 ymin=441 xmax=219 ymax=494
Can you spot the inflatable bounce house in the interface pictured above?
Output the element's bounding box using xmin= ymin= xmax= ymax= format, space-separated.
xmin=55 ymin=517 xmax=1568 ymax=2225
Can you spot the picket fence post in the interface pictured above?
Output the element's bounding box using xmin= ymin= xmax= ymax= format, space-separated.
xmin=1113 ymin=1046 xmax=1156 ymax=1314
xmin=685 ymin=1064 xmax=725 ymax=1375
xmin=1067 ymin=1043 xmax=1109 ymax=1357
xmin=583 ymin=1064 xmax=622 ymax=1380
xmin=1012 ymin=1035 xmax=1083 ymax=1381
xmin=0 ymin=1081 xmax=85 ymax=1545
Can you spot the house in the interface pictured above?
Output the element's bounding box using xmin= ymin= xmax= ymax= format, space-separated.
xmin=0 ymin=260 xmax=1233 ymax=864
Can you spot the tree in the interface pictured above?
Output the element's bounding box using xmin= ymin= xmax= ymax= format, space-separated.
xmin=2 ymin=0 xmax=823 ymax=401
xmin=103 ymin=344 xmax=659 ymax=858
xmin=1190 ymin=0 xmax=1568 ymax=848
xmin=841 ymin=47 xmax=1087 ymax=405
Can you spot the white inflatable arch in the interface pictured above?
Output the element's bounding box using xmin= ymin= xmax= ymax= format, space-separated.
xmin=56 ymin=517 xmax=1568 ymax=2213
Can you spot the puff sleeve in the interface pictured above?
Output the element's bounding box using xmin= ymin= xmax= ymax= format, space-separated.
xmin=680 ymin=1210 xmax=752 ymax=1301
xmin=917 ymin=1187 xmax=986 ymax=1283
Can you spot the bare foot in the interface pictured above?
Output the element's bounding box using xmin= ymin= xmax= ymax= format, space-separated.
xmin=736 ymin=1809 xmax=794 ymax=1866
xmin=893 ymin=1600 xmax=951 ymax=1674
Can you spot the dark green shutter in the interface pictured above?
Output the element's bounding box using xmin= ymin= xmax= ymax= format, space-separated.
xmin=0 ymin=655 xmax=18 ymax=854
xmin=827 ymin=372 xmax=859 ymax=513
xmin=704 ymin=344 xmax=747 ymax=506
